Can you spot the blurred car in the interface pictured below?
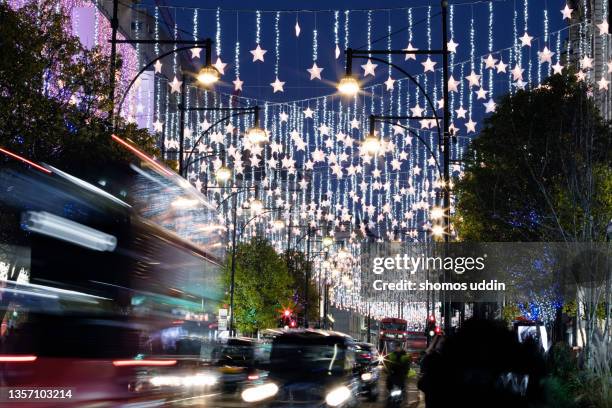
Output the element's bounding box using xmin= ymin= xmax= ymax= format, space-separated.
xmin=354 ymin=342 xmax=380 ymax=401
xmin=239 ymin=329 xmax=359 ymax=407
xmin=213 ymin=337 xmax=269 ymax=393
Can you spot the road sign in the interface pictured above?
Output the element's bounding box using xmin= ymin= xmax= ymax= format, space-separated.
xmin=218 ymin=308 xmax=228 ymax=331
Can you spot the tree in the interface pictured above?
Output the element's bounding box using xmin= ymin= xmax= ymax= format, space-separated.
xmin=0 ymin=0 xmax=160 ymax=176
xmin=454 ymin=71 xmax=611 ymax=370
xmin=222 ymin=237 xmax=294 ymax=335
xmin=455 ymin=72 xmax=611 ymax=242
xmin=285 ymin=249 xmax=320 ymax=324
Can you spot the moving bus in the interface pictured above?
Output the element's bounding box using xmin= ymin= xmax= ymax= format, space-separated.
xmin=0 ymin=147 xmax=225 ymax=405
xmin=378 ymin=317 xmax=408 ymax=353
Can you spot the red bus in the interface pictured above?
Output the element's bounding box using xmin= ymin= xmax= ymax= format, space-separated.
xmin=378 ymin=317 xmax=408 ymax=353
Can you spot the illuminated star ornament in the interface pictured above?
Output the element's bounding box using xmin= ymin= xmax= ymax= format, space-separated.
xmin=597 ymin=20 xmax=609 ymax=35
xmin=538 ymin=47 xmax=554 ymax=64
xmin=484 ymin=54 xmax=498 ymax=69
xmin=560 ymin=4 xmax=573 ymax=20
xmin=484 ymin=98 xmax=497 ymax=113
xmin=520 ymin=32 xmax=533 ymax=47
xmin=169 ymin=76 xmax=182 ymax=93
xmin=421 ymin=57 xmax=437 ymax=72
xmin=384 ymin=76 xmax=396 ymax=91
xmin=303 ymin=107 xmax=314 ymax=118
xmin=233 ymin=77 xmax=244 ymax=91
xmin=190 ymin=48 xmax=202 ymax=59
xmin=270 ymin=77 xmax=285 ymax=93
xmin=154 ymin=60 xmax=163 ymax=74
xmin=307 ymin=62 xmax=324 ymax=80
xmin=250 ymin=44 xmax=267 ymax=62
xmin=213 ymin=57 xmax=227 ymax=75
xmin=361 ymin=59 xmax=378 ymax=76
xmin=403 ymin=43 xmax=418 ymax=60
xmin=447 ymin=39 xmax=459 ymax=53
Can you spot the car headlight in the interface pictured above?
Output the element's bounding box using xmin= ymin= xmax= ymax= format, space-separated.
xmin=149 ymin=373 xmax=217 ymax=388
xmin=182 ymin=373 xmax=218 ymax=387
xmin=241 ymin=383 xmax=279 ymax=402
xmin=325 ymin=386 xmax=351 ymax=407
xmin=390 ymin=389 xmax=402 ymax=397
xmin=360 ymin=372 xmax=373 ymax=381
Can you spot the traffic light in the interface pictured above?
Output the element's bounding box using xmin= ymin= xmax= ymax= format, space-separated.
xmin=426 ymin=316 xmax=437 ymax=337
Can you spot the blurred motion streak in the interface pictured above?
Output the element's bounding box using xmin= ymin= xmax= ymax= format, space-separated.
xmin=22 ymin=211 xmax=118 ymax=252
xmin=111 ymin=134 xmax=172 ymax=176
xmin=0 ymin=146 xmax=51 ymax=174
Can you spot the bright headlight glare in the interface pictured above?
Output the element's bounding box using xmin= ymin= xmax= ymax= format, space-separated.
xmin=182 ymin=373 xmax=218 ymax=387
xmin=241 ymin=383 xmax=279 ymax=402
xmin=361 ymin=372 xmax=373 ymax=381
xmin=325 ymin=386 xmax=351 ymax=407
xmin=149 ymin=375 xmax=182 ymax=387
xmin=390 ymin=389 xmax=402 ymax=397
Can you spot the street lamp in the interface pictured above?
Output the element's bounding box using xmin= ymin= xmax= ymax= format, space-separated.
xmin=431 ymin=224 xmax=445 ymax=238
xmin=430 ymin=206 xmax=445 ymax=221
xmin=214 ymin=165 xmax=232 ymax=184
xmin=362 ymin=134 xmax=382 ymax=156
xmin=249 ymin=198 xmax=264 ymax=214
xmin=246 ymin=126 xmax=268 ymax=145
xmin=322 ymin=236 xmax=334 ymax=248
xmin=337 ymin=75 xmax=360 ymax=96
xmin=196 ymin=65 xmax=220 ymax=86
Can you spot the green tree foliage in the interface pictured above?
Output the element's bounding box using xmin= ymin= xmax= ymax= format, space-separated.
xmin=285 ymin=249 xmax=320 ymax=323
xmin=454 ymin=72 xmax=611 ymax=242
xmin=222 ymin=237 xmax=294 ymax=335
xmin=0 ymin=1 xmax=160 ymax=175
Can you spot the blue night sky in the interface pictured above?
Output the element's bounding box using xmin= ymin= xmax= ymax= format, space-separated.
xmin=138 ymin=0 xmax=568 ymax=103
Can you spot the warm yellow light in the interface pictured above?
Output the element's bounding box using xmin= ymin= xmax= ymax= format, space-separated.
xmin=246 ymin=127 xmax=269 ymax=145
xmin=196 ymin=65 xmax=220 ymax=86
xmin=322 ymin=236 xmax=334 ymax=247
xmin=249 ymin=199 xmax=264 ymax=214
xmin=362 ymin=135 xmax=381 ymax=156
xmin=337 ymin=75 xmax=360 ymax=96
xmin=431 ymin=225 xmax=445 ymax=237
xmin=272 ymin=219 xmax=285 ymax=229
xmin=215 ymin=166 xmax=232 ymax=183
xmin=430 ymin=206 xmax=445 ymax=220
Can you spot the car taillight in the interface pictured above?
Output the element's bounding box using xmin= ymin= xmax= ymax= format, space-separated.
xmin=0 ymin=355 xmax=37 ymax=362
xmin=112 ymin=359 xmax=177 ymax=367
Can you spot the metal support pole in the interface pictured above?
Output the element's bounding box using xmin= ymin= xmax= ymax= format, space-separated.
xmin=441 ymin=0 xmax=453 ymax=335
xmin=366 ymin=304 xmax=371 ymax=343
xmin=178 ymin=79 xmax=186 ymax=175
xmin=304 ymin=228 xmax=311 ymax=328
xmin=228 ymin=193 xmax=238 ymax=336
xmin=108 ymin=0 xmax=119 ymax=118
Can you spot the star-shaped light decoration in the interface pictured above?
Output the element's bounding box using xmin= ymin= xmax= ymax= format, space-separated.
xmin=213 ymin=57 xmax=227 ymax=75
xmin=575 ymin=70 xmax=586 ymax=82
xmin=154 ymin=60 xmax=163 ymax=74
xmin=421 ymin=57 xmax=437 ymax=72
xmin=250 ymin=44 xmax=267 ymax=62
xmin=279 ymin=112 xmax=289 ymax=122
xmin=153 ymin=120 xmax=163 ymax=132
xmin=169 ymin=76 xmax=182 ymax=93
xmin=607 ymin=60 xmax=612 ymax=73
xmin=538 ymin=47 xmax=554 ymax=64
xmin=561 ymin=4 xmax=573 ymax=20
xmin=455 ymin=106 xmax=467 ymax=119
xmin=233 ymin=77 xmax=244 ymax=91
xmin=270 ymin=77 xmax=285 ymax=93
xmin=552 ymin=61 xmax=564 ymax=74
xmin=483 ymin=98 xmax=496 ymax=113
xmin=484 ymin=54 xmax=498 ymax=69
xmin=597 ymin=20 xmax=609 ymax=35
xmin=225 ymin=123 xmax=235 ymax=134
xmin=448 ymin=75 xmax=459 ymax=92
xmin=335 ymin=45 xmax=341 ymax=59
xmin=475 ymin=87 xmax=487 ymax=100
xmin=496 ymin=59 xmax=508 ymax=73
xmin=199 ymin=119 xmax=211 ymax=132
xmin=361 ymin=59 xmax=378 ymax=76
xmin=303 ymin=107 xmax=314 ymax=118
xmin=465 ymin=70 xmax=481 ymax=87
xmin=384 ymin=76 xmax=396 ymax=91
xmin=465 ymin=118 xmax=476 ymax=133
xmin=410 ymin=104 xmax=424 ymax=117
xmin=597 ymin=76 xmax=609 ymax=90
xmin=318 ymin=124 xmax=331 ymax=136
xmin=520 ymin=32 xmax=533 ymax=47
xmin=393 ymin=122 xmax=405 ymax=135
xmin=307 ymin=62 xmax=324 ymax=80
xmin=404 ymin=43 xmax=418 ymax=60
xmin=190 ymin=48 xmax=202 ymax=59
xmin=447 ymin=39 xmax=459 ymax=53
xmin=511 ymin=64 xmax=524 ymax=81
xmin=312 ymin=148 xmax=325 ymax=162
xmin=350 ymin=118 xmax=360 ymax=129
xmin=580 ymin=55 xmax=593 ymax=69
